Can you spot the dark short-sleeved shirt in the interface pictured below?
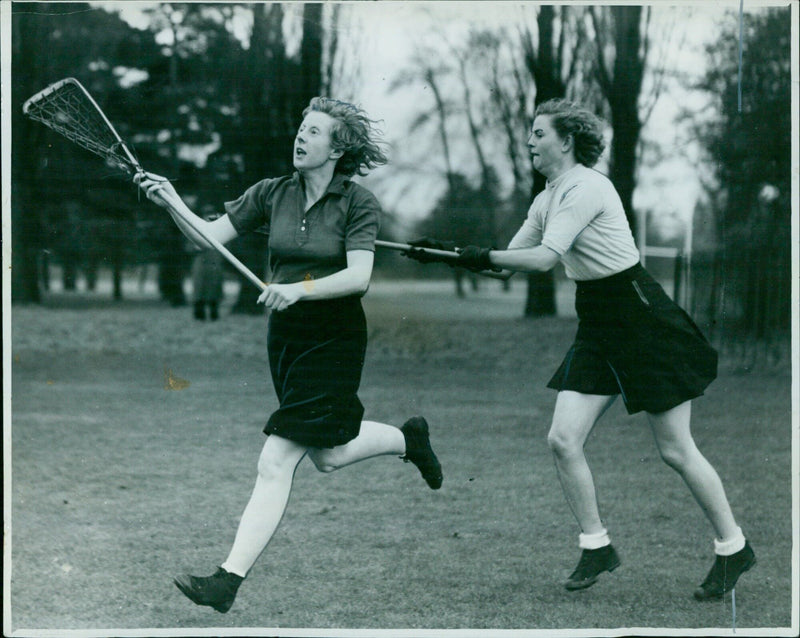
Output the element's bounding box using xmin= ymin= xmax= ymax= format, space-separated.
xmin=224 ymin=172 xmax=380 ymax=285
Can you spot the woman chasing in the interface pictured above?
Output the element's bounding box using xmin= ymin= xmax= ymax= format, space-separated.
xmin=405 ymin=98 xmax=754 ymax=600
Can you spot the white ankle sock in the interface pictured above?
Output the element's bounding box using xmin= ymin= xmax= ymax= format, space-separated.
xmin=220 ymin=562 xmax=247 ymax=578
xmin=579 ymin=529 xmax=611 ymax=550
xmin=714 ymin=527 xmax=746 ymax=556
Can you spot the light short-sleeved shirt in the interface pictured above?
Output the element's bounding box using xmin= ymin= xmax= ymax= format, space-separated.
xmin=224 ymin=172 xmax=380 ymax=285
xmin=507 ymin=164 xmax=640 ymax=280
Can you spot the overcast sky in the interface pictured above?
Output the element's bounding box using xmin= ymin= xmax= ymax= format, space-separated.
xmin=101 ymin=1 xmax=784 ymax=236
xmin=351 ymin=1 xmax=729 ymax=229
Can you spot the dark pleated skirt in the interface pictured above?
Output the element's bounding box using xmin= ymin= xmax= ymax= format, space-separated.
xmin=264 ymin=296 xmax=367 ymax=448
xmin=547 ymin=264 xmax=718 ymax=414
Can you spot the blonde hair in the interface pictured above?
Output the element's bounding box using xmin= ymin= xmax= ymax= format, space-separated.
xmin=303 ymin=97 xmax=388 ymax=177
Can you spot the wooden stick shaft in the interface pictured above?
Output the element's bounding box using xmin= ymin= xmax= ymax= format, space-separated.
xmin=171 ymin=206 xmax=268 ymax=291
xmin=374 ymin=240 xmax=508 ymax=280
xmin=375 ymin=239 xmax=458 ymax=258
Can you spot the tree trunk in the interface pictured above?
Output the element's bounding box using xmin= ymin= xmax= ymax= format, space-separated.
xmin=525 ymin=271 xmax=557 ymax=316
xmin=300 ymin=3 xmax=324 ymax=99
xmin=158 ymin=225 xmax=188 ymax=306
xmin=607 ymin=6 xmax=644 ymax=237
xmin=113 ymin=260 xmax=123 ymax=302
xmin=232 ymin=4 xmax=284 ymax=313
xmin=519 ymin=5 xmax=566 ymax=318
xmin=233 ymin=3 xmax=325 ymax=314
xmin=62 ymin=261 xmax=78 ymax=291
xmin=10 ymin=12 xmax=47 ymax=304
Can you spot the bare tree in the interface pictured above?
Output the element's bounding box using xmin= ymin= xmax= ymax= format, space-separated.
xmin=518 ymin=5 xmax=590 ymax=316
xmin=321 ymin=3 xmax=340 ymax=96
xmin=300 ymin=3 xmax=323 ymax=100
xmin=450 ymin=35 xmax=497 ymax=210
xmin=689 ymin=7 xmax=792 ymax=364
xmin=389 ymin=49 xmax=483 ymax=296
xmin=11 ymin=2 xmax=163 ymax=303
xmin=228 ymin=3 xmax=329 ymax=313
xmin=484 ymin=29 xmax=532 ymax=199
xmin=322 ymin=4 xmax=364 ymax=100
xmin=390 ymin=50 xmax=458 ymax=192
xmin=390 ymin=8 xmax=595 ymax=309
xmin=589 ymin=5 xmax=650 ymax=235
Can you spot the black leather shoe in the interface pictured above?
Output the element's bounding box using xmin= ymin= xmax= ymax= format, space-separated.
xmin=174 ymin=567 xmax=243 ymax=613
xmin=401 ymin=416 xmax=443 ymax=489
xmin=564 ymin=545 xmax=621 ymax=591
xmin=694 ymin=541 xmax=756 ymax=600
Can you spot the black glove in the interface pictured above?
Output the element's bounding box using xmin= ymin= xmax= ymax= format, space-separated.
xmin=403 ymin=237 xmax=458 ymax=265
xmin=455 ymin=245 xmax=500 ymax=272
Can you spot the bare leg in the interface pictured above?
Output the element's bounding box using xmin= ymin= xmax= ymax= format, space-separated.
xmin=307 ymin=420 xmax=405 ymax=472
xmin=647 ymin=400 xmax=740 ymax=541
xmin=221 ymin=435 xmax=308 ymax=577
xmin=547 ymin=391 xmax=617 ymax=535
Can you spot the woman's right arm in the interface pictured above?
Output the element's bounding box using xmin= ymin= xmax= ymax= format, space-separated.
xmin=135 ymin=172 xmax=239 ymax=248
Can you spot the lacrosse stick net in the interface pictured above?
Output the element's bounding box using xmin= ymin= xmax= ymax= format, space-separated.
xmin=23 ymin=77 xmax=268 ymax=291
xmin=22 ymin=77 xmax=142 ymax=175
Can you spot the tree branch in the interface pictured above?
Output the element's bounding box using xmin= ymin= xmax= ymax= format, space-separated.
xmin=589 ymin=6 xmax=612 ymax=95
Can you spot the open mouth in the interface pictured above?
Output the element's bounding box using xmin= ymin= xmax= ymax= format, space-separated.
xmin=295 ymin=147 xmax=306 ymax=157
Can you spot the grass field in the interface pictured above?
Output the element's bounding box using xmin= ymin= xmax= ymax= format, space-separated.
xmin=6 ymin=278 xmax=797 ymax=636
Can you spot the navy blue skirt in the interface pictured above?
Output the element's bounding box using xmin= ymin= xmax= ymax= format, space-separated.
xmin=265 ymin=296 xmax=367 ymax=448
xmin=547 ymin=264 xmax=717 ymax=414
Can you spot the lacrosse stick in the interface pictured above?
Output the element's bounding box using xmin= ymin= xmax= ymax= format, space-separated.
xmin=375 ymin=240 xmax=508 ymax=280
xmin=23 ymin=77 xmax=267 ymax=291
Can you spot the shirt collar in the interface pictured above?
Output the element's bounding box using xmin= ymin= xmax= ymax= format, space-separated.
xmin=546 ymin=164 xmax=581 ymax=190
xmin=293 ymin=171 xmax=350 ymax=196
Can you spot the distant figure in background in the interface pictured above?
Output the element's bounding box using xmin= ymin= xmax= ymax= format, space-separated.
xmin=406 ymin=98 xmax=755 ymax=600
xmin=191 ymin=212 xmax=224 ymax=321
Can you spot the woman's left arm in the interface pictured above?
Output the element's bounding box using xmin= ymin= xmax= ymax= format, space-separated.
xmin=257 ymin=250 xmax=374 ymax=311
xmin=487 ymin=245 xmax=561 ymax=273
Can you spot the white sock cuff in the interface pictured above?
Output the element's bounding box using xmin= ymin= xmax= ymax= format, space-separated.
xmin=714 ymin=527 xmax=746 ymax=556
xmin=220 ymin=562 xmax=247 ymax=578
xmin=579 ymin=529 xmax=611 ymax=550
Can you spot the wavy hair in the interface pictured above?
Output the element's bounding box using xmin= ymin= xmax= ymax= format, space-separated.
xmin=303 ymin=97 xmax=388 ymax=177
xmin=534 ymin=99 xmax=606 ymax=168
